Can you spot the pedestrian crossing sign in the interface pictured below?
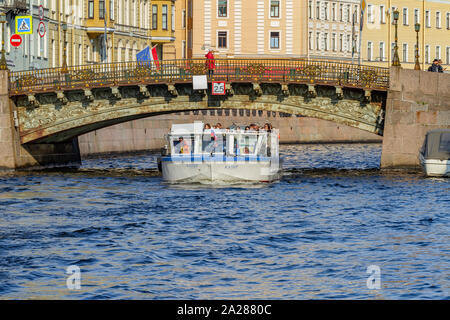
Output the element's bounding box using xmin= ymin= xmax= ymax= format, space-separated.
xmin=15 ymin=16 xmax=33 ymax=35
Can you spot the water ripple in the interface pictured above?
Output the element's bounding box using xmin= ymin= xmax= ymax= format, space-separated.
xmin=0 ymin=144 xmax=448 ymax=299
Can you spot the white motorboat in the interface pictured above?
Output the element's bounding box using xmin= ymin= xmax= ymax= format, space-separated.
xmin=419 ymin=129 xmax=450 ymax=177
xmin=158 ymin=122 xmax=282 ymax=183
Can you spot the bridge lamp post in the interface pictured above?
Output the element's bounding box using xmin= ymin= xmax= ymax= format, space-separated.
xmin=0 ymin=12 xmax=8 ymax=71
xmin=392 ymin=9 xmax=401 ymax=67
xmin=61 ymin=23 xmax=68 ymax=74
xmin=414 ymin=23 xmax=421 ymax=70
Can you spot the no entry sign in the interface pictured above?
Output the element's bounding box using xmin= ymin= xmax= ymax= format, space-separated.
xmin=10 ymin=34 xmax=22 ymax=47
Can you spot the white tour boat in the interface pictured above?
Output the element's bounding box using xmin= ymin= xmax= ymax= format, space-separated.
xmin=157 ymin=122 xmax=281 ymax=183
xmin=419 ymin=129 xmax=450 ymax=177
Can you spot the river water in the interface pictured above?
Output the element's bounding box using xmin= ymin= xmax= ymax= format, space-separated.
xmin=0 ymin=144 xmax=448 ymax=299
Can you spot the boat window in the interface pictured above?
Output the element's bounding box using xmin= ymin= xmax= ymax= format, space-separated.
xmin=202 ymin=130 xmax=225 ymax=154
xmin=236 ymin=133 xmax=258 ymax=155
xmin=172 ymin=135 xmax=193 ymax=154
xmin=438 ymin=133 xmax=450 ymax=152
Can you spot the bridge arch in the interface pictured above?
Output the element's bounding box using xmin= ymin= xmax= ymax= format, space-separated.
xmin=14 ymin=83 xmax=386 ymax=144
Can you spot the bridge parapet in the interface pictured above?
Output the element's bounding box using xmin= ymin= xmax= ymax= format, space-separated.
xmin=8 ymin=58 xmax=390 ymax=97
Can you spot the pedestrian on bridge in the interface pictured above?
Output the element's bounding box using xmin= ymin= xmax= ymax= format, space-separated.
xmin=428 ymin=59 xmax=444 ymax=73
xmin=205 ymin=49 xmax=216 ymax=77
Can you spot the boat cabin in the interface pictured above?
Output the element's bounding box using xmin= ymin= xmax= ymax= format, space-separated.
xmin=166 ymin=122 xmax=279 ymax=158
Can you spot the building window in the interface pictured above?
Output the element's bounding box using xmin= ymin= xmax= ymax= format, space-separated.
xmin=111 ymin=0 xmax=115 ymax=20
xmin=309 ymin=32 xmax=313 ymax=50
xmin=152 ymin=5 xmax=158 ymax=30
xmin=316 ymin=1 xmax=321 ymax=20
xmin=270 ymin=31 xmax=280 ymax=49
xmin=270 ymin=1 xmax=280 ymax=18
xmin=316 ymin=32 xmax=320 ymax=50
xmin=324 ymin=2 xmax=328 ymax=20
xmin=403 ymin=8 xmax=408 ymax=25
xmin=436 ymin=46 xmax=441 ymax=59
xmin=380 ymin=42 xmax=385 ymax=61
xmin=403 ymin=43 xmax=408 ymax=62
xmin=368 ymin=4 xmax=373 ymax=23
xmin=447 ymin=13 xmax=450 ymax=29
xmin=218 ymin=31 xmax=227 ymax=48
xmin=346 ymin=34 xmax=350 ymax=52
xmin=436 ymin=12 xmax=441 ymax=28
xmin=426 ymin=10 xmax=430 ymax=27
xmin=354 ymin=5 xmax=358 ymax=24
xmin=380 ymin=5 xmax=385 ymax=23
xmin=339 ymin=33 xmax=343 ymax=52
xmin=88 ymin=0 xmax=94 ymax=18
xmin=182 ymin=40 xmax=186 ymax=59
xmin=425 ymin=45 xmax=430 ymax=63
xmin=339 ymin=3 xmax=343 ymax=22
xmin=308 ymin=1 xmax=313 ymax=19
xmin=368 ymin=42 xmax=373 ymax=61
xmin=99 ymin=0 xmax=105 ymax=19
xmin=172 ymin=5 xmax=175 ymax=31
xmin=182 ymin=9 xmax=186 ymax=28
xmin=332 ymin=33 xmax=336 ymax=51
xmin=324 ymin=33 xmax=328 ymax=51
xmin=414 ymin=9 xmax=419 ymax=25
xmin=218 ymin=0 xmax=228 ymax=18
xmin=162 ymin=5 xmax=168 ymax=30
xmin=346 ymin=4 xmax=350 ymax=22
xmin=332 ymin=3 xmax=336 ymax=21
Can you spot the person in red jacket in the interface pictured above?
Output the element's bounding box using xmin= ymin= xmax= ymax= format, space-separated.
xmin=205 ymin=50 xmax=216 ymax=77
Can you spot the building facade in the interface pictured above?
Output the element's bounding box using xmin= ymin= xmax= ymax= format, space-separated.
xmin=361 ymin=0 xmax=450 ymax=69
xmin=1 ymin=0 xmax=449 ymax=71
xmin=190 ymin=0 xmax=308 ymax=58
xmin=0 ymin=0 xmax=50 ymax=70
xmin=1 ymin=0 xmax=180 ymax=71
xmin=307 ymin=0 xmax=361 ymax=61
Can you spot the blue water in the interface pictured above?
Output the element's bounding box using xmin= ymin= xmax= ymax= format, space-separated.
xmin=0 ymin=144 xmax=449 ymax=299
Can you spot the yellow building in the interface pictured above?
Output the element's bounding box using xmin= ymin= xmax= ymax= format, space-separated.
xmin=361 ymin=0 xmax=450 ymax=69
xmin=190 ymin=0 xmax=308 ymax=58
xmin=47 ymin=0 xmax=178 ymax=68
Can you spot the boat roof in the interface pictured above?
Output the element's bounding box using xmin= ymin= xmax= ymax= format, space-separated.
xmin=426 ymin=128 xmax=450 ymax=135
xmin=422 ymin=129 xmax=450 ymax=160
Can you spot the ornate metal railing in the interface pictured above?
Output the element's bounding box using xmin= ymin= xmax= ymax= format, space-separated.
xmin=8 ymin=58 xmax=390 ymax=96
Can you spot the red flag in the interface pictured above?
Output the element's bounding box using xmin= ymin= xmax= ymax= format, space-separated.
xmin=150 ymin=45 xmax=160 ymax=69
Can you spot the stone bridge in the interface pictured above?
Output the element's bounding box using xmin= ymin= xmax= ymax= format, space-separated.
xmin=1 ymin=58 xmax=396 ymax=169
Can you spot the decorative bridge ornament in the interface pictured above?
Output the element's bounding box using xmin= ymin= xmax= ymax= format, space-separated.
xmin=8 ymin=58 xmax=389 ymax=96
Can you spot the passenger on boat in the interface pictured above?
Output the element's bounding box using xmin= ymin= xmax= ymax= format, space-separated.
xmin=204 ymin=123 xmax=211 ymax=129
xmin=263 ymin=123 xmax=272 ymax=132
xmin=214 ymin=123 xmax=223 ymax=129
xmin=175 ymin=137 xmax=190 ymax=154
